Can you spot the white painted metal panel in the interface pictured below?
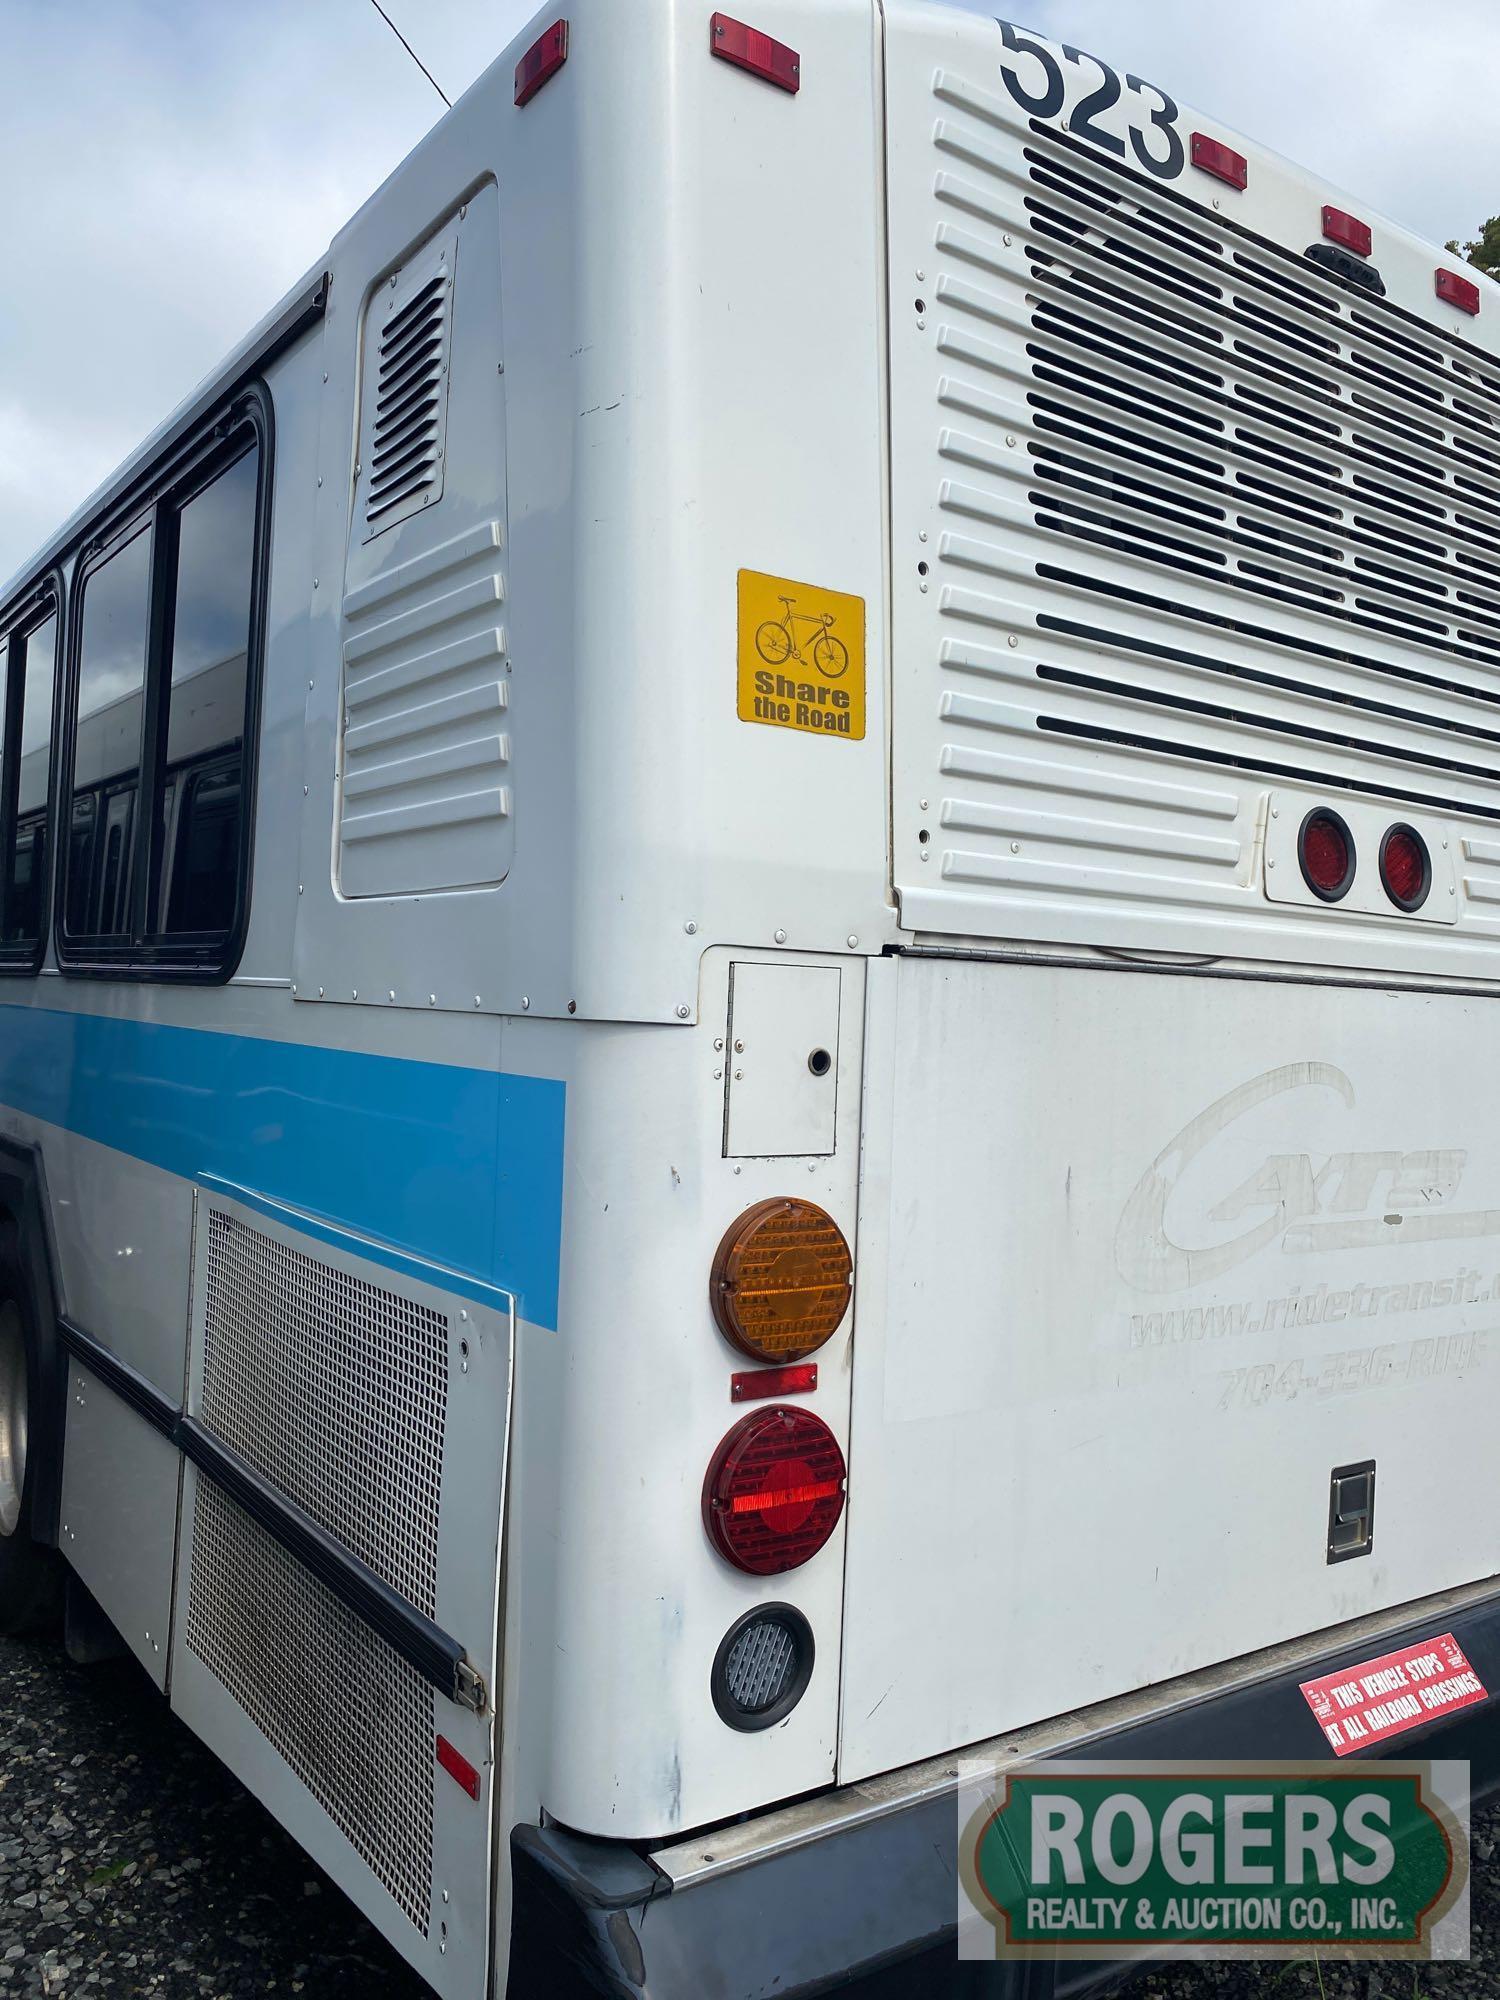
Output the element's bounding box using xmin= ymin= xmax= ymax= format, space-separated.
xmin=883 ymin=5 xmax=1500 ymax=983
xmin=724 ymin=962 xmax=841 ymax=1157
xmin=841 ymin=952 xmax=1500 ymax=1781
xmin=59 ymin=1366 xmax=180 ymax=1691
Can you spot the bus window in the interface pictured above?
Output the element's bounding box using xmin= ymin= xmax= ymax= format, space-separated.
xmin=165 ymin=764 xmax=242 ymax=935
xmin=156 ymin=446 xmax=257 ymax=938
xmin=0 ymin=604 xmax=58 ymax=959
xmin=5 ymin=819 xmax=41 ymax=945
xmin=69 ymin=528 xmax=150 ymax=940
xmin=65 ymin=795 xmax=98 ymax=938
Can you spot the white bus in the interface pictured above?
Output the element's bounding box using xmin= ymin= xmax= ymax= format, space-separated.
xmin=2 ymin=3 xmax=1498 ymax=1993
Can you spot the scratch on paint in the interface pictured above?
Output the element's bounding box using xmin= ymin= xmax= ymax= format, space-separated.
xmin=867 ymin=1684 xmax=894 ymax=1721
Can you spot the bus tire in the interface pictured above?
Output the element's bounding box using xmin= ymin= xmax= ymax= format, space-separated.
xmin=0 ymin=1290 xmax=61 ymax=1637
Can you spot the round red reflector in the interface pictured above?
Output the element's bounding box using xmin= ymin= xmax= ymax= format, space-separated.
xmin=1298 ymin=808 xmax=1355 ymax=902
xmin=1379 ymin=824 xmax=1430 ymax=912
xmin=710 ymin=1198 xmax=853 ymax=1363
xmin=702 ymin=1407 xmax=847 ymax=1575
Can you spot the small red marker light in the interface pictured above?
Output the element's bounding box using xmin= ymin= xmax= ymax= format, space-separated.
xmin=436 ymin=1734 xmax=481 ymax=1800
xmin=1436 ymin=268 xmax=1481 ymax=317
xmin=1190 ymin=133 xmax=1248 ymax=192
xmin=515 ymin=19 xmax=568 ymax=107
xmin=731 ymin=1362 xmax=818 ymax=1404
xmin=710 ymin=12 xmax=800 ymax=94
xmin=1322 ymin=206 xmax=1372 ymax=259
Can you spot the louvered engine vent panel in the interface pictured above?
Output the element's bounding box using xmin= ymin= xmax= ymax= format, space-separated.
xmin=358 ymin=228 xmax=455 ymax=541
xmin=890 ymin=65 xmax=1500 ymax=969
xmin=199 ymin=1209 xmax=449 ymax=1616
xmin=186 ymin=1478 xmax=435 ymax=1932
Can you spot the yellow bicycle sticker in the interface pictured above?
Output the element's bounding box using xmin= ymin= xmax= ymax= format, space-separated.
xmin=737 ymin=569 xmax=865 ymax=741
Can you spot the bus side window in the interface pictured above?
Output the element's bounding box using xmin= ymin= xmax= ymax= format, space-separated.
xmin=66 ymin=795 xmax=99 ymax=938
xmin=0 ymin=603 xmax=58 ymax=962
xmin=153 ymin=446 xmax=258 ymax=941
xmin=165 ymin=763 xmax=242 ymax=936
xmin=67 ymin=528 xmax=151 ymax=943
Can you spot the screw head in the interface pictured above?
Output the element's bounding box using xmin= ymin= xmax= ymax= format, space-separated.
xmin=676 ymin=1003 xmax=691 ymax=1020
xmin=774 ymin=928 xmax=787 ymax=944
xmin=684 ymin=920 xmax=698 ymax=935
xmin=522 ymin=996 xmax=530 ymax=1010
xmin=847 ymin=934 xmax=859 ymax=948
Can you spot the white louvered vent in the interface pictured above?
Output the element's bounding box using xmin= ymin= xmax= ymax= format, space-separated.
xmin=357 ymin=226 xmax=456 ymax=541
xmin=887 ymin=62 xmax=1500 ymax=975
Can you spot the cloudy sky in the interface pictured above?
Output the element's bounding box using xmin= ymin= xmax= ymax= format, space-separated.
xmin=2 ymin=0 xmax=1497 ymax=587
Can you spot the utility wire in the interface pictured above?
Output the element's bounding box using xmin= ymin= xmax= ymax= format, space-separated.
xmin=367 ymin=0 xmax=451 ymax=109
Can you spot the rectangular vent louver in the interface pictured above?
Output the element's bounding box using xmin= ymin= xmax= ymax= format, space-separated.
xmin=199 ymin=1209 xmax=448 ymax=1616
xmin=187 ymin=1477 xmax=435 ymax=1932
xmin=887 ymin=61 xmax=1500 ymax=970
xmin=358 ymin=225 xmax=456 ymax=541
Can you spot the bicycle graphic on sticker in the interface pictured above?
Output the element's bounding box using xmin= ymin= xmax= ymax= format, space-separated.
xmin=754 ymin=595 xmax=850 ymax=678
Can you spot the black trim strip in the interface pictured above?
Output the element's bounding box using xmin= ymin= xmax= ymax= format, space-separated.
xmin=59 ymin=1315 xmax=178 ymax=1437
xmin=56 ymin=1314 xmax=476 ymax=1709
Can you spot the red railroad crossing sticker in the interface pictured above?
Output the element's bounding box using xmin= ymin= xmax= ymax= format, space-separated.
xmin=1300 ymin=1631 xmax=1488 ymax=1755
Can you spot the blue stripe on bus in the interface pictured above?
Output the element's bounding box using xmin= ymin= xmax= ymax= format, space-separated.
xmin=0 ymin=1005 xmax=567 ymax=1330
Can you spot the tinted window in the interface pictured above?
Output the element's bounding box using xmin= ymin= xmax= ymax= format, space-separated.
xmin=158 ymin=447 xmax=258 ymax=937
xmin=4 ymin=612 xmax=57 ymax=946
xmin=70 ymin=530 xmax=150 ymax=938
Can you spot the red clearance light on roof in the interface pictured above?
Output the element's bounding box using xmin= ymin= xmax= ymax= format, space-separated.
xmin=1322 ymin=206 xmax=1372 ymax=259
xmin=515 ymin=19 xmax=568 ymax=107
xmin=710 ymin=12 xmax=801 ymax=94
xmin=436 ymin=1735 xmax=481 ymax=1800
xmin=1190 ymin=133 xmax=1248 ymax=192
xmin=1436 ymin=267 xmax=1481 ymax=317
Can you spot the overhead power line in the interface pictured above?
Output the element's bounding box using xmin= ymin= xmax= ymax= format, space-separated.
xmin=367 ymin=0 xmax=452 ymax=109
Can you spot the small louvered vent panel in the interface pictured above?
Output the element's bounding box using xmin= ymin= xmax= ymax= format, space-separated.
xmin=357 ymin=226 xmax=456 ymax=542
xmin=890 ymin=63 xmax=1500 ymax=966
xmin=187 ymin=1478 xmax=434 ymax=1932
xmin=200 ymin=1210 xmax=448 ymax=1617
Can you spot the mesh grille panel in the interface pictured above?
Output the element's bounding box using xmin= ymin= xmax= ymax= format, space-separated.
xmin=187 ymin=1478 xmax=434 ymax=1932
xmin=200 ymin=1211 xmax=448 ymax=1617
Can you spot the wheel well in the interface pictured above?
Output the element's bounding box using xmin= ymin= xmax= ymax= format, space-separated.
xmin=0 ymin=1141 xmax=65 ymax=1548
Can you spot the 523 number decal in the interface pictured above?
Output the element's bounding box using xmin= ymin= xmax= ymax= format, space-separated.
xmin=996 ymin=22 xmax=1184 ymax=181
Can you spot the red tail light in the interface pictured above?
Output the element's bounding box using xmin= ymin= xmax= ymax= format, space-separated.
xmin=703 ymin=1407 xmax=846 ymax=1574
xmin=1379 ymin=825 xmax=1431 ymax=913
xmin=1298 ymin=808 xmax=1355 ymax=903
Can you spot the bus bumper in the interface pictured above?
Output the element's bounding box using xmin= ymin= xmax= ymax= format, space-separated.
xmin=508 ymin=1579 xmax=1500 ymax=2000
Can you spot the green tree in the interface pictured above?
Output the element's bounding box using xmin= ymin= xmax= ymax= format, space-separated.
xmin=1445 ymin=217 xmax=1500 ymax=276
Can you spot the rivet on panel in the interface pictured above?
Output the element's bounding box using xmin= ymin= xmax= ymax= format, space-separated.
xmin=847 ymin=934 xmax=858 ymax=948
xmin=774 ymin=928 xmax=787 ymax=944
xmin=318 ymin=987 xmax=324 ymax=999
xmin=1007 ymin=636 xmax=1018 ymax=649
xmin=676 ymin=1004 xmax=691 ymax=1020
xmin=685 ymin=920 xmax=699 ymax=935
xmin=568 ymin=1001 xmax=578 ymax=1015
xmin=388 ymin=990 xmax=396 ymax=1001
xmin=522 ymin=996 xmax=530 ymax=1010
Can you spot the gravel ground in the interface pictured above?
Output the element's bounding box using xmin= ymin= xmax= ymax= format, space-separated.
xmin=1 ymin=1629 xmax=1496 ymax=1998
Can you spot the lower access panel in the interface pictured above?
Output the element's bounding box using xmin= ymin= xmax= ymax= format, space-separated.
xmin=59 ymin=1365 xmax=180 ymax=1689
xmin=169 ymin=1188 xmax=512 ymax=2000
